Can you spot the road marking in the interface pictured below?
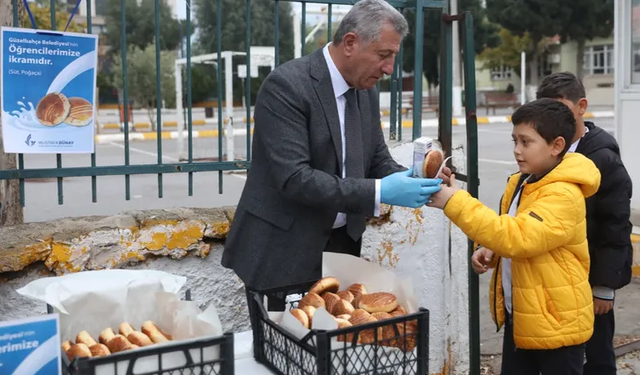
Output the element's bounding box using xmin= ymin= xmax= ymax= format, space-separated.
xmin=478 ymin=158 xmax=517 ymax=165
xmin=107 ymin=142 xmax=180 ymax=162
xmin=106 ymin=141 xmax=249 ymax=181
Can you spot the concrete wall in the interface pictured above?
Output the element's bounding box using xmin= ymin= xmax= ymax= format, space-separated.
xmin=0 ymin=141 xmax=470 ymax=374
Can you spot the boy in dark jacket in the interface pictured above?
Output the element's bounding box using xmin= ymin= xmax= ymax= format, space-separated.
xmin=537 ymin=72 xmax=633 ymax=375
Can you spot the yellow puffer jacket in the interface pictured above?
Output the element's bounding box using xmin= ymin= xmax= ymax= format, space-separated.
xmin=444 ymin=152 xmax=601 ymax=350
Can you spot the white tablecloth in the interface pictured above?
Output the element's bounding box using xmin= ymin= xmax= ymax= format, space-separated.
xmin=234 ymin=330 xmax=276 ymax=374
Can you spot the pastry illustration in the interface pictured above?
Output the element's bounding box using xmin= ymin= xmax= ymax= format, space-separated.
xmin=65 ymin=97 xmax=93 ymax=127
xmin=35 ymin=92 xmax=70 ymax=126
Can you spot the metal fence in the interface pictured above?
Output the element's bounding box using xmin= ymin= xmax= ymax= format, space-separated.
xmin=1 ymin=0 xmax=481 ymax=373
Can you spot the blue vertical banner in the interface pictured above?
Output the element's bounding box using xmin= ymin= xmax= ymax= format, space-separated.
xmin=1 ymin=27 xmax=98 ymax=154
xmin=0 ymin=314 xmax=61 ymax=375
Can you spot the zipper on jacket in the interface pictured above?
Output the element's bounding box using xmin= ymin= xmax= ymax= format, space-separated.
xmin=493 ymin=256 xmax=501 ymax=333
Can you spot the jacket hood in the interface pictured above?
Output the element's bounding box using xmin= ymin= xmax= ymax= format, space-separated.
xmin=577 ymin=122 xmax=620 ymax=157
xmin=527 ymin=152 xmax=601 ymax=199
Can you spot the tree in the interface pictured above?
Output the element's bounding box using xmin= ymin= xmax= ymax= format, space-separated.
xmin=485 ymin=0 xmax=572 ymax=85
xmin=477 ymin=28 xmax=555 ymax=81
xmin=21 ymin=0 xmax=85 ymax=32
xmin=104 ymin=0 xmax=182 ymax=54
xmin=0 ymin=0 xmax=24 ymax=225
xmin=402 ymin=0 xmax=500 ymax=89
xmin=111 ymin=44 xmax=177 ymax=128
xmin=193 ymin=0 xmax=295 ymax=104
xmin=559 ymin=0 xmax=613 ymax=79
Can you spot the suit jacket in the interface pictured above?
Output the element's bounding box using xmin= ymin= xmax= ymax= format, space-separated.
xmin=221 ymin=47 xmax=405 ymax=290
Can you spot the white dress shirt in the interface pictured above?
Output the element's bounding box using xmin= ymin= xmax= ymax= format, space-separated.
xmin=322 ymin=43 xmax=382 ymax=229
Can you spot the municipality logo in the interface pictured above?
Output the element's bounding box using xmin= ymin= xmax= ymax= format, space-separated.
xmin=25 ymin=134 xmax=35 ymax=147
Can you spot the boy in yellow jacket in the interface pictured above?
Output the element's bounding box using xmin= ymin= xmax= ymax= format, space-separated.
xmin=429 ymin=98 xmax=601 ymax=375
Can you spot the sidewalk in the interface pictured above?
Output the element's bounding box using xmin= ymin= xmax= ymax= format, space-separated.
xmin=93 ymin=110 xmax=615 ymax=144
xmin=480 ymin=277 xmax=640 ymax=374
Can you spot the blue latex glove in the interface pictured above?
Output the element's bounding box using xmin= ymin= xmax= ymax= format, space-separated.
xmin=380 ymin=168 xmax=442 ymax=208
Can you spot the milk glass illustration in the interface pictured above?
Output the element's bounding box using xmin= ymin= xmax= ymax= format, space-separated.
xmin=1 ymin=27 xmax=98 ymax=153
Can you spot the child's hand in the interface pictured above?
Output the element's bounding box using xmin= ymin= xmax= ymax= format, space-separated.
xmin=427 ymin=173 xmax=460 ymax=209
xmin=471 ymin=247 xmax=494 ymax=274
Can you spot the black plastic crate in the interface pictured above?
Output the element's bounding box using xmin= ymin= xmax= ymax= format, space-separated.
xmin=248 ymin=280 xmax=430 ymax=375
xmin=49 ymin=290 xmax=235 ymax=375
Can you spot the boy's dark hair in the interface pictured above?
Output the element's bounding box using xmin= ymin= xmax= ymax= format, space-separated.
xmin=536 ymin=72 xmax=586 ymax=103
xmin=511 ymin=98 xmax=576 ymax=156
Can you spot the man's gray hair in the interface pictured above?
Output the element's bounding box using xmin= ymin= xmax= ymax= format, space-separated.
xmin=332 ymin=0 xmax=409 ymax=46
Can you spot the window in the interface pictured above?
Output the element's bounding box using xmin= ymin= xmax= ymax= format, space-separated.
xmin=490 ymin=65 xmax=512 ymax=81
xmin=95 ymin=0 xmax=107 ymax=16
xmin=584 ymin=45 xmax=614 ymax=75
xmin=632 ymin=1 xmax=640 ymax=83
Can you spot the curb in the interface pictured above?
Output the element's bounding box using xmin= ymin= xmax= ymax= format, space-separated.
xmin=95 ymin=110 xmax=614 ymax=143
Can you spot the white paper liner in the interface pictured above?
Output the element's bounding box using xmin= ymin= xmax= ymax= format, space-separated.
xmin=16 ymin=269 xmax=224 ymax=374
xmin=264 ymin=253 xmax=422 ymax=375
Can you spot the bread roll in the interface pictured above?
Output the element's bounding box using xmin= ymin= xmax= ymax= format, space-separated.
xmin=337 ymin=290 xmax=355 ymax=303
xmin=128 ymin=331 xmax=154 ymax=347
xmin=335 ymin=318 xmax=352 ymax=329
xmin=75 ymin=331 xmax=97 ymax=347
xmin=99 ymin=328 xmax=116 ymax=344
xmin=61 ymin=340 xmax=73 ymax=352
xmin=392 ymin=305 xmax=408 ymax=316
xmin=423 ymin=148 xmax=444 ymax=178
xmin=336 ymin=314 xmax=352 ymax=320
xmin=89 ymin=343 xmax=111 ymax=357
xmin=395 ymin=319 xmax=418 ymax=352
xmin=359 ymin=292 xmax=398 ymax=313
xmin=346 ymin=283 xmax=367 ymax=299
xmin=301 ymin=306 xmax=317 ymax=327
xmin=118 ymin=322 xmax=135 ymax=337
xmin=348 ymin=311 xmax=380 ymax=344
xmin=322 ymin=292 xmax=341 ymax=314
xmin=65 ymin=97 xmax=93 ymax=126
xmin=141 ymin=321 xmax=171 ymax=343
xmin=66 ymin=343 xmax=92 ymax=361
xmin=106 ymin=335 xmax=136 ymax=353
xmin=290 ymin=308 xmax=309 ymax=329
xmin=36 ymin=92 xmax=70 ymax=126
xmin=309 ymin=276 xmax=340 ymax=295
xmin=372 ymin=312 xmax=397 ymax=346
xmin=298 ymin=292 xmax=325 ymax=310
xmin=333 ymin=299 xmax=355 ymax=316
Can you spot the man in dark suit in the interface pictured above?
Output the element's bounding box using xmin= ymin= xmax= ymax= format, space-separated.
xmin=222 ymin=0 xmax=445 ymax=300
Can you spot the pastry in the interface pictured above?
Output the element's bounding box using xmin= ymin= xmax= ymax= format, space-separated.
xmin=336 ymin=314 xmax=352 ymax=320
xmin=309 ymin=276 xmax=340 ymax=295
xmin=99 ymin=328 xmax=116 ymax=344
xmin=75 ymin=331 xmax=97 ymax=347
xmin=298 ymin=292 xmax=325 ymax=310
xmin=359 ymin=292 xmax=399 ymax=313
xmin=333 ymin=299 xmax=355 ymax=316
xmin=141 ymin=321 xmax=172 ymax=343
xmin=348 ymin=311 xmax=380 ymax=344
xmin=66 ymin=343 xmax=92 ymax=361
xmin=290 ymin=308 xmax=309 ymax=329
xmin=301 ymin=306 xmax=316 ymax=327
xmin=423 ymin=148 xmax=444 ymax=178
xmin=65 ymin=97 xmax=93 ymax=126
xmin=128 ymin=331 xmax=154 ymax=347
xmin=372 ymin=312 xmax=397 ymax=346
xmin=392 ymin=306 xmax=408 ymax=316
xmin=89 ymin=343 xmax=111 ymax=357
xmin=61 ymin=340 xmax=73 ymax=352
xmin=322 ymin=292 xmax=342 ymax=314
xmin=346 ymin=283 xmax=368 ymax=299
xmin=106 ymin=335 xmax=136 ymax=353
xmin=337 ymin=290 xmax=355 ymax=303
xmin=36 ymin=92 xmax=70 ymax=126
xmin=118 ymin=322 xmax=135 ymax=337
xmin=335 ymin=318 xmax=352 ymax=329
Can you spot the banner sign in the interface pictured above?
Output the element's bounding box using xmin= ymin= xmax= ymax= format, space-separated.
xmin=0 ymin=313 xmax=62 ymax=375
xmin=1 ymin=27 xmax=98 ymax=153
